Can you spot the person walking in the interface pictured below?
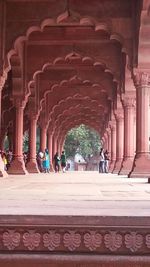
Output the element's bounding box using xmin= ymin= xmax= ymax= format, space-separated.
xmin=43 ymin=149 xmax=50 ymax=173
xmin=61 ymin=151 xmax=66 ymax=173
xmin=99 ymin=148 xmax=105 ymax=173
xmin=104 ymin=149 xmax=109 ymax=173
xmin=53 ymin=152 xmax=60 ymax=173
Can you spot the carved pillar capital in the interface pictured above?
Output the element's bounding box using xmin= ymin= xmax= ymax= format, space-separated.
xmin=27 ymin=111 xmax=39 ymax=121
xmin=122 ymin=94 xmax=136 ymax=108
xmin=133 ymin=70 xmax=150 ymax=87
xmin=114 ymin=109 xmax=124 ymax=121
xmin=109 ymin=121 xmax=116 ymax=131
xmin=13 ymin=97 xmax=27 ymax=109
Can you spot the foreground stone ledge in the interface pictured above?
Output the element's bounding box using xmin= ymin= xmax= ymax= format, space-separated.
xmin=0 ymin=215 xmax=150 ymax=255
xmin=1 ymin=254 xmax=150 ymax=267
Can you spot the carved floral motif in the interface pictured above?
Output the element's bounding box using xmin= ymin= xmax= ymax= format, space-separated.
xmin=104 ymin=231 xmax=122 ymax=252
xmin=43 ymin=230 xmax=61 ymax=251
xmin=84 ymin=231 xmax=102 ymax=251
xmin=63 ymin=231 xmax=81 ymax=251
xmin=23 ymin=230 xmax=41 ymax=250
xmin=145 ymin=234 xmax=150 ymax=248
xmin=2 ymin=230 xmax=20 ymax=250
xmin=125 ymin=232 xmax=143 ymax=252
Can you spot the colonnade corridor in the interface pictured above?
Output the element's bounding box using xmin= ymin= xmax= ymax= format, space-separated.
xmin=0 ymin=171 xmax=150 ymax=267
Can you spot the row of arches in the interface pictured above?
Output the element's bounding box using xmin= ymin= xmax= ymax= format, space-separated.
xmin=0 ymin=0 xmax=150 ymax=178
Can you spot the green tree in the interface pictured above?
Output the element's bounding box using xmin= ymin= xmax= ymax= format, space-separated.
xmin=64 ymin=124 xmax=101 ymax=159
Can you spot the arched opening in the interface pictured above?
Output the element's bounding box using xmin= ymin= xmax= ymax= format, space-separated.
xmin=64 ymin=124 xmax=101 ymax=171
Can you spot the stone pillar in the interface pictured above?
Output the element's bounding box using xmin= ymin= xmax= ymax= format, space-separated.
xmin=57 ymin=140 xmax=61 ymax=156
xmin=48 ymin=131 xmax=54 ymax=172
xmin=7 ymin=127 xmax=13 ymax=152
xmin=8 ymin=99 xmax=27 ymax=174
xmin=40 ymin=127 xmax=47 ymax=152
xmin=0 ymin=85 xmax=8 ymax=177
xmin=0 ymin=127 xmax=6 ymax=151
xmin=106 ymin=127 xmax=111 ymax=168
xmin=129 ymin=72 xmax=150 ymax=178
xmin=106 ymin=127 xmax=111 ymax=156
xmin=113 ymin=113 xmax=124 ymax=173
xmin=101 ymin=137 xmax=105 ymax=149
xmin=26 ymin=116 xmax=39 ymax=173
xmin=109 ymin=121 xmax=116 ymax=172
xmin=53 ymin=136 xmax=57 ymax=157
xmin=103 ymin=132 xmax=108 ymax=151
xmin=119 ymin=95 xmax=136 ymax=175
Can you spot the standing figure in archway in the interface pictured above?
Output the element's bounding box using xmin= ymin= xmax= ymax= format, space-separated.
xmin=54 ymin=152 xmax=60 ymax=173
xmin=99 ymin=148 xmax=105 ymax=173
xmin=43 ymin=149 xmax=50 ymax=173
xmin=104 ymin=149 xmax=109 ymax=173
xmin=61 ymin=151 xmax=66 ymax=173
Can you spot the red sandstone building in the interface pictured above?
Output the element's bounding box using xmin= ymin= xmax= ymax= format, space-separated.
xmin=0 ymin=1 xmax=150 ymax=266
xmin=0 ymin=0 xmax=149 ymax=178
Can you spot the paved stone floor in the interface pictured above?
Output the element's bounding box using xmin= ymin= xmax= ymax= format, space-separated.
xmin=0 ymin=171 xmax=150 ymax=216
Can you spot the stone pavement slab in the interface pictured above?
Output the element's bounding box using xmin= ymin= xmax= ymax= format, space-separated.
xmin=0 ymin=171 xmax=150 ymax=216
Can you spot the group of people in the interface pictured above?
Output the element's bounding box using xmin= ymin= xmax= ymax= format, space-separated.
xmin=1 ymin=147 xmax=109 ymax=174
xmin=37 ymin=149 xmax=67 ymax=173
xmin=99 ymin=148 xmax=109 ymax=173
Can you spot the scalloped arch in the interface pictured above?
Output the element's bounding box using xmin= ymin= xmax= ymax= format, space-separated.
xmin=50 ymin=103 xmax=103 ymax=129
xmin=51 ymin=107 xmax=103 ymax=134
xmin=48 ymin=95 xmax=103 ymax=124
xmin=39 ymin=73 xmax=110 ymax=112
xmin=54 ymin=113 xmax=102 ymax=138
xmin=5 ymin=12 xmax=126 ymax=79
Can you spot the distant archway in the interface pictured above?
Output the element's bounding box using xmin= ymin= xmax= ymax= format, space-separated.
xmin=64 ymin=124 xmax=101 ymax=171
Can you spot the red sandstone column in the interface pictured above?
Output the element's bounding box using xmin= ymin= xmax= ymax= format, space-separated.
xmin=129 ymin=72 xmax=150 ymax=178
xmin=109 ymin=121 xmax=116 ymax=172
xmin=48 ymin=131 xmax=52 ymax=162
xmin=57 ymin=140 xmax=61 ymax=156
xmin=0 ymin=127 xmax=6 ymax=151
xmin=8 ymin=100 xmax=27 ymax=174
xmin=40 ymin=128 xmax=47 ymax=152
xmin=103 ymin=132 xmax=108 ymax=151
xmin=7 ymin=127 xmax=13 ymax=152
xmin=26 ymin=116 xmax=39 ymax=173
xmin=52 ymin=134 xmax=58 ymax=167
xmin=106 ymin=127 xmax=111 ymax=155
xmin=119 ymin=95 xmax=136 ymax=175
xmin=0 ymin=84 xmax=8 ymax=177
xmin=113 ymin=112 xmax=124 ymax=173
xmin=106 ymin=127 xmax=111 ymax=166
xmin=101 ymin=137 xmax=105 ymax=149
xmin=47 ymin=130 xmax=54 ymax=172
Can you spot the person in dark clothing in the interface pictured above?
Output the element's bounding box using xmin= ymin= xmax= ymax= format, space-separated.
xmin=104 ymin=150 xmax=109 ymax=173
xmin=99 ymin=148 xmax=105 ymax=173
xmin=61 ymin=151 xmax=66 ymax=173
xmin=53 ymin=152 xmax=60 ymax=173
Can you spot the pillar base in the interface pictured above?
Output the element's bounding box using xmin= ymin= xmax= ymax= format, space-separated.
xmin=128 ymin=154 xmax=150 ymax=178
xmin=109 ymin=160 xmax=116 ymax=173
xmin=8 ymin=158 xmax=28 ymax=175
xmin=26 ymin=160 xmax=39 ymax=173
xmin=119 ymin=158 xmax=134 ymax=175
xmin=112 ymin=159 xmax=123 ymax=174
